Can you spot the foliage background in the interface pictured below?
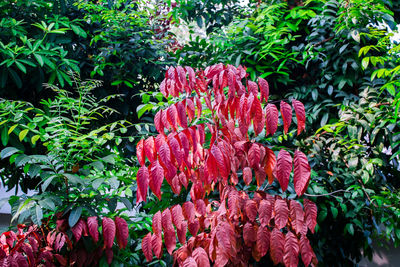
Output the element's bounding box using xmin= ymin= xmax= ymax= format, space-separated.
xmin=0 ymin=0 xmax=400 ymax=266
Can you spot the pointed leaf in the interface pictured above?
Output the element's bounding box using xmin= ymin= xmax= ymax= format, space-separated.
xmin=192 ymin=247 xmax=209 ymax=267
xmin=274 ymin=199 xmax=289 ymax=229
xmin=276 ymin=150 xmax=292 ymax=192
xmin=280 ymin=101 xmax=292 ymax=135
xmin=270 ymin=228 xmax=285 ymax=265
xmin=243 ymin=167 xmax=252 ymax=185
xmin=293 ymin=150 xmax=311 ymax=197
xmin=152 ymin=233 xmax=163 ymax=259
xmin=283 ymin=232 xmax=299 ymax=267
xmin=102 ymin=217 xmax=116 ymax=249
xmin=115 ymin=217 xmax=129 ymax=249
xmin=265 ymin=104 xmax=279 ymax=135
xmin=142 ymin=232 xmax=153 ymax=262
xmin=136 ymin=139 xmax=145 ymax=165
xmin=149 ymin=161 xmax=164 ymax=200
xmin=136 ymin=165 xmax=149 ymax=203
xmin=258 ymin=77 xmax=269 ymax=103
xmin=248 ymin=143 xmax=260 ymax=169
xmin=257 ymin=226 xmax=270 ymax=257
xmin=304 ymin=199 xmax=317 ymax=233
xmin=259 ymin=199 xmax=273 ymax=226
xmin=292 ymin=99 xmax=306 ymax=135
xmin=243 ymin=222 xmax=256 ymax=246
xmin=87 ymin=216 xmax=99 ymax=243
xmin=152 ymin=211 xmax=162 ymax=235
xmin=300 ymin=235 xmax=316 ymax=267
xmin=164 ymin=228 xmax=176 ymax=255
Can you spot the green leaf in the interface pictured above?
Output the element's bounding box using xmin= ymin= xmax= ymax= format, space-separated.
xmin=361 ymin=57 xmax=369 ymax=70
xmin=345 ymin=223 xmax=354 ymax=235
xmin=35 ymin=205 xmax=43 ymax=226
xmin=2 ymin=127 xmax=9 ymax=146
xmin=31 ymin=135 xmax=40 ymax=145
xmin=19 ymin=129 xmax=29 ymax=141
xmin=331 ymin=206 xmax=338 ymax=219
xmin=15 ymin=61 xmax=26 ymax=74
xmin=68 ymin=206 xmax=82 ymax=227
xmin=1 ymin=147 xmax=20 ymax=159
xmin=92 ymin=178 xmax=105 ymax=190
xmin=64 ymin=173 xmax=84 ymax=185
xmin=42 ymin=175 xmax=56 ymax=192
xmin=8 ymin=124 xmax=18 ymax=135
xmin=34 ymin=54 xmax=44 ymax=67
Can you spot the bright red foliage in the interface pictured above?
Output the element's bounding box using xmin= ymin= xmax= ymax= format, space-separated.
xmin=138 ymin=64 xmax=318 ymax=266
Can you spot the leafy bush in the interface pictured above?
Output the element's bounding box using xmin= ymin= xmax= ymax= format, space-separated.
xmin=135 ymin=64 xmax=318 ymax=266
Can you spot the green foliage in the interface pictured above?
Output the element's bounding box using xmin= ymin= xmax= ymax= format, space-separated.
xmin=0 ymin=74 xmax=135 ymax=228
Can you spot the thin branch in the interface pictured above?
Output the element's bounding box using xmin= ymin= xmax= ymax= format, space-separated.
xmin=304 ymin=189 xmax=347 ymax=197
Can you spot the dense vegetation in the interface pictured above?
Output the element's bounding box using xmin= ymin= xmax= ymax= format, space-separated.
xmin=0 ymin=0 xmax=399 ymax=266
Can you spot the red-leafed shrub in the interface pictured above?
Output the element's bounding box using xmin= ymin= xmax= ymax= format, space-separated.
xmin=137 ymin=64 xmax=319 ymax=266
xmin=0 ymin=216 xmax=129 ymax=267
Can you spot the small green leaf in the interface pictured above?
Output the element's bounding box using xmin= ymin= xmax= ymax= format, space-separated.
xmin=31 ymin=135 xmax=40 ymax=145
xmin=345 ymin=223 xmax=354 ymax=235
xmin=19 ymin=129 xmax=29 ymax=141
xmin=331 ymin=206 xmax=338 ymax=219
xmin=8 ymin=124 xmax=18 ymax=135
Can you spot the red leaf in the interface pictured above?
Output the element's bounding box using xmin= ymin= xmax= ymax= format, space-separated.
xmin=71 ymin=219 xmax=86 ymax=242
xmin=276 ymin=150 xmax=292 ymax=192
xmin=102 ymin=217 xmax=116 ymax=249
xmin=171 ymin=205 xmax=184 ymax=230
xmin=144 ymin=137 xmax=156 ymax=163
xmin=248 ymin=143 xmax=260 ymax=169
xmin=256 ymin=226 xmax=270 ymax=257
xmin=167 ymin=105 xmax=178 ymax=131
xmin=300 ymin=235 xmax=316 ymax=267
xmin=195 ymin=96 xmax=202 ymax=119
xmin=280 ymin=101 xmax=292 ymax=135
xmin=195 ymin=199 xmax=206 ymax=217
xmin=293 ymin=150 xmax=311 ymax=197
xmin=105 ymin=248 xmax=113 ymax=265
xmin=136 ymin=139 xmax=145 ymax=166
xmin=176 ymin=102 xmax=188 ymax=128
xmin=169 ymin=136 xmax=183 ymax=167
xmin=154 ymin=110 xmax=164 ymax=134
xmin=243 ymin=167 xmax=252 ymax=185
xmin=149 ymin=160 xmax=164 ymax=200
xmin=289 ymin=200 xmax=306 ymax=235
xmin=247 ymin=80 xmax=258 ymax=95
xmin=270 ymin=228 xmax=285 ymax=265
xmin=192 ymin=247 xmax=210 ymax=267
xmin=210 ymin=144 xmax=228 ymax=178
xmin=186 ymin=98 xmax=195 ymax=121
xmin=182 ymin=202 xmax=195 ymax=222
xmin=142 ymin=232 xmax=153 ymax=262
xmin=245 ymin=199 xmax=257 ymax=222
xmin=258 ymin=199 xmax=273 ymax=226
xmin=183 ymin=257 xmax=198 ymax=267
xmin=152 ymin=211 xmax=162 ymax=235
xmin=258 ymin=77 xmax=269 ymax=103
xmin=292 ymin=99 xmax=306 ymax=135
xmin=283 ymin=231 xmax=299 ymax=267
xmin=274 ymin=199 xmax=289 ymax=229
xmin=188 ymin=219 xmax=200 ymax=236
xmin=152 ymin=233 xmax=163 ymax=259
xmin=243 ymin=222 xmax=256 ymax=246
xmin=115 ymin=217 xmax=129 ymax=249
xmin=164 ymin=228 xmax=176 ymax=255
xmin=158 ymin=143 xmax=172 ymax=170
xmin=136 ymin=165 xmax=149 ymax=203
xmin=177 ymin=221 xmax=188 ymax=244
xmin=265 ymin=104 xmax=279 ymax=136
xmin=87 ymin=216 xmax=99 ymax=243
xmin=216 ymin=222 xmax=234 ymax=257
xmin=264 ymin=147 xmax=276 ymax=184
xmin=162 ymin=208 xmax=173 ymax=233
xmin=304 ymin=199 xmax=317 ymax=233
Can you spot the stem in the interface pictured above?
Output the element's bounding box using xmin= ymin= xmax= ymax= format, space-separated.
xmin=304 ymin=189 xmax=347 ymax=197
